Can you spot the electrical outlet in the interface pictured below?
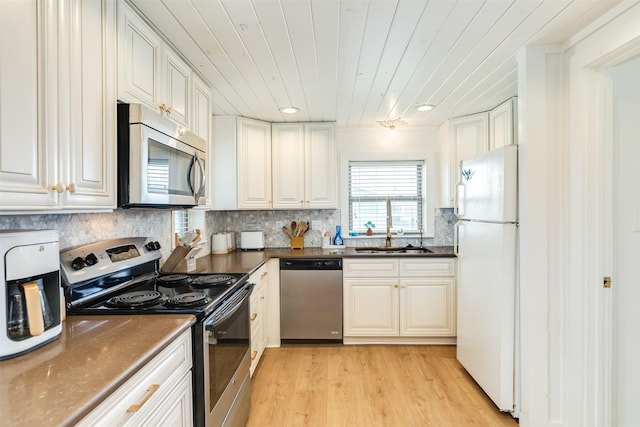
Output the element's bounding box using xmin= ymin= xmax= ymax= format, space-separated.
xmin=311 ymin=220 xmax=322 ymax=230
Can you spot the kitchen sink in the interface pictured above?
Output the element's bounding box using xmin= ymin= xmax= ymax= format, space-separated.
xmin=354 ymin=245 xmax=433 ymax=254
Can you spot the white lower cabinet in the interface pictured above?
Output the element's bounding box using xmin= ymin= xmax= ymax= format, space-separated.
xmin=77 ymin=330 xmax=193 ymax=427
xmin=343 ymin=258 xmax=456 ymax=342
xmin=249 ymin=263 xmax=269 ymax=376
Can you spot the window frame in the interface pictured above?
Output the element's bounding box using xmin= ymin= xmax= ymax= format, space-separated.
xmin=339 ymin=151 xmax=436 ymax=238
xmin=347 ymin=160 xmax=425 ymax=234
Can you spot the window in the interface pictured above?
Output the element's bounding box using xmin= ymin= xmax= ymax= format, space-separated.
xmin=348 ymin=161 xmax=425 ymax=234
xmin=172 ymin=209 xmax=205 ymax=247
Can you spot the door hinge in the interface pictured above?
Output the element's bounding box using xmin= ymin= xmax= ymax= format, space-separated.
xmin=603 ymin=276 xmax=612 ymax=288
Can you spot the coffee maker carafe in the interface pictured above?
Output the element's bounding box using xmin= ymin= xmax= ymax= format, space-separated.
xmin=1 ymin=230 xmax=62 ymax=360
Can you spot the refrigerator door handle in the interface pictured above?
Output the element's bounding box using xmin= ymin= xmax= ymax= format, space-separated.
xmin=454 ymin=220 xmax=462 ymax=257
xmin=455 ymin=178 xmax=465 ymax=219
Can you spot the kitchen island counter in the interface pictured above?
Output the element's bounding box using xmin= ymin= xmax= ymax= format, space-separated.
xmin=0 ymin=314 xmax=195 ymax=426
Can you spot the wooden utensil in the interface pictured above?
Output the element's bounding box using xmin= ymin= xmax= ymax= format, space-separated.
xmin=297 ymin=221 xmax=307 ymax=236
xmin=282 ymin=226 xmax=294 ymax=237
xmin=291 ymin=221 xmax=297 ymax=235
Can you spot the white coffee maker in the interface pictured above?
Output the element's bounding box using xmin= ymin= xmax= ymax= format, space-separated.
xmin=0 ymin=229 xmax=62 ymax=360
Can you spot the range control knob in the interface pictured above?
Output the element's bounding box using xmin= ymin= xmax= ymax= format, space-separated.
xmin=145 ymin=241 xmax=161 ymax=251
xmin=71 ymin=256 xmax=86 ymax=270
xmin=85 ymin=253 xmax=98 ymax=266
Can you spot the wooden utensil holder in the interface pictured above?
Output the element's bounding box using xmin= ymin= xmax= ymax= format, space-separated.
xmin=290 ymin=236 xmax=304 ymax=250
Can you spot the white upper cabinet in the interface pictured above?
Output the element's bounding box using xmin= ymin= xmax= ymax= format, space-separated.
xmin=162 ymin=48 xmax=191 ymax=128
xmin=0 ymin=0 xmax=50 ymax=208
xmin=0 ymin=0 xmax=116 ymax=211
xmin=191 ymin=74 xmax=211 ymax=141
xmin=304 ymin=123 xmax=337 ymax=209
xmin=441 ymin=112 xmax=489 ymax=207
xmin=118 ymin=1 xmax=206 ymax=130
xmin=59 ymin=0 xmax=117 ymax=209
xmin=237 ymin=118 xmax=272 ymax=209
xmin=272 ymin=122 xmax=337 ymax=209
xmin=117 ymin=1 xmax=161 ymax=107
xmin=489 ymin=97 xmax=518 ymax=150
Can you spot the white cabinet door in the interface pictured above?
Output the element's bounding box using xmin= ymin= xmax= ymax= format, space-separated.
xmin=344 ymin=258 xmax=456 ymax=338
xmin=272 ymin=124 xmax=305 ymax=209
xmin=192 ymin=74 xmax=211 ymax=141
xmin=59 ymin=0 xmax=116 ymax=209
xmin=400 ymin=278 xmax=456 ymax=336
xmin=237 ymin=117 xmax=272 ymax=209
xmin=305 ymin=123 xmax=336 ymax=208
xmin=343 ymin=278 xmax=399 ymax=336
xmin=140 ymin=372 xmax=193 ymax=427
xmin=0 ymin=0 xmax=116 ymax=211
xmin=118 ymin=1 xmax=161 ymax=108
xmin=272 ymin=122 xmax=336 ymax=209
xmin=78 ymin=330 xmax=192 ymax=427
xmin=0 ymin=0 xmax=54 ymax=208
xmin=249 ymin=264 xmax=268 ymax=376
xmin=162 ymin=48 xmax=190 ymax=128
xmin=489 ymin=97 xmax=517 ymax=150
xmin=445 ymin=112 xmax=489 ymax=207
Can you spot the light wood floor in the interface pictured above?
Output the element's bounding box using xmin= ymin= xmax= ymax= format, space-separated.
xmin=246 ymin=345 xmax=518 ymax=427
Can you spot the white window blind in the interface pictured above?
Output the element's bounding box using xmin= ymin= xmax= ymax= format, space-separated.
xmin=348 ymin=161 xmax=425 ymax=233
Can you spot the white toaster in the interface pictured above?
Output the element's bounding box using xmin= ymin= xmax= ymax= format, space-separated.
xmin=240 ymin=231 xmax=265 ymax=250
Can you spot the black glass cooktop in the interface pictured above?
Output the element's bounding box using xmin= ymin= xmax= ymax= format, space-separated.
xmin=68 ymin=273 xmax=247 ymax=319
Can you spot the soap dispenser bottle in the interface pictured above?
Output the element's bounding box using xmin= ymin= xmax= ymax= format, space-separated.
xmin=334 ymin=225 xmax=344 ymax=246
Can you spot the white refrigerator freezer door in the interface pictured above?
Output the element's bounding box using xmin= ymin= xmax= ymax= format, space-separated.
xmin=456 ymin=220 xmax=516 ymax=411
xmin=458 ymin=145 xmax=517 ymax=222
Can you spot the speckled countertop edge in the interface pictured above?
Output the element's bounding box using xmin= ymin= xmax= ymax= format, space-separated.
xmin=0 ymin=314 xmax=195 ymax=426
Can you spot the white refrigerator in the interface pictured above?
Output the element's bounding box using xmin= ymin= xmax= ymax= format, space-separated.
xmin=455 ymin=145 xmax=519 ymax=415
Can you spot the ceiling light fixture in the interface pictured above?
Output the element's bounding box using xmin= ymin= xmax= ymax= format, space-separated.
xmin=416 ymin=104 xmax=434 ymax=112
xmin=377 ymin=118 xmax=404 ymax=138
xmin=280 ymin=106 xmax=299 ymax=114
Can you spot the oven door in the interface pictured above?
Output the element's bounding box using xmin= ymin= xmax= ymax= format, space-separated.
xmin=204 ymin=284 xmax=252 ymax=427
xmin=121 ymin=121 xmax=206 ymax=208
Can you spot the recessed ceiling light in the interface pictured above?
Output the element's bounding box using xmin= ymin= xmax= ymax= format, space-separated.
xmin=416 ymin=104 xmax=434 ymax=112
xmin=280 ymin=107 xmax=299 ymax=114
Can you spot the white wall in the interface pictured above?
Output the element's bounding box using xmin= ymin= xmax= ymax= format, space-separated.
xmin=517 ymin=2 xmax=640 ymax=426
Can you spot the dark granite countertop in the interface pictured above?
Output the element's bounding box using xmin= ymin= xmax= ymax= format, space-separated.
xmin=168 ymin=246 xmax=455 ymax=275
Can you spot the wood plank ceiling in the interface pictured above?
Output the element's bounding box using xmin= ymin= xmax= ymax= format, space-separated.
xmin=130 ymin=0 xmax=620 ymax=128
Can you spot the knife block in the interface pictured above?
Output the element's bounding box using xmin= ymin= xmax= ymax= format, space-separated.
xmin=290 ymin=236 xmax=304 ymax=250
xmin=161 ymin=246 xmax=191 ymax=273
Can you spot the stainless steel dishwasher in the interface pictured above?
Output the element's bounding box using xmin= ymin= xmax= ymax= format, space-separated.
xmin=280 ymin=258 xmax=343 ymax=342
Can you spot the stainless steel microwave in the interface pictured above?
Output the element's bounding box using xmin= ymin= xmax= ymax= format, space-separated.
xmin=117 ymin=103 xmax=206 ymax=208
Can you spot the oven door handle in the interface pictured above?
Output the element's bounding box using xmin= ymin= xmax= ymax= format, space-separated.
xmin=205 ymin=285 xmax=253 ymax=330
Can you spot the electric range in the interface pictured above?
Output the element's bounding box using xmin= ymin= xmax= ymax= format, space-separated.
xmin=60 ymin=237 xmax=253 ymax=427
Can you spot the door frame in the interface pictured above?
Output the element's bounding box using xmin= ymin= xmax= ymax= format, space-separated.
xmin=579 ymin=32 xmax=640 ymax=427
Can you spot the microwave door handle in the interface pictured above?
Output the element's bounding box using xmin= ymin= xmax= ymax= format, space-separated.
xmin=195 ymin=154 xmax=205 ymax=203
xmin=186 ymin=155 xmax=196 ymax=195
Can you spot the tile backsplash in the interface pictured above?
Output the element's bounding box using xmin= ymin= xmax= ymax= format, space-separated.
xmin=0 ymin=210 xmax=175 ymax=260
xmin=208 ymin=208 xmax=455 ymax=248
xmin=0 ymin=208 xmax=455 ymax=260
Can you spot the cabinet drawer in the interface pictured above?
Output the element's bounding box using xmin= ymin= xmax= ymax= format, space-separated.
xmin=343 ymin=259 xmax=399 ymax=277
xmin=77 ymin=330 xmax=192 ymax=426
xmin=399 ymin=258 xmax=456 ymax=277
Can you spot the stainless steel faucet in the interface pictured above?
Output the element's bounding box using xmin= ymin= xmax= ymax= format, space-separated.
xmin=386 ymin=196 xmax=392 ymax=248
